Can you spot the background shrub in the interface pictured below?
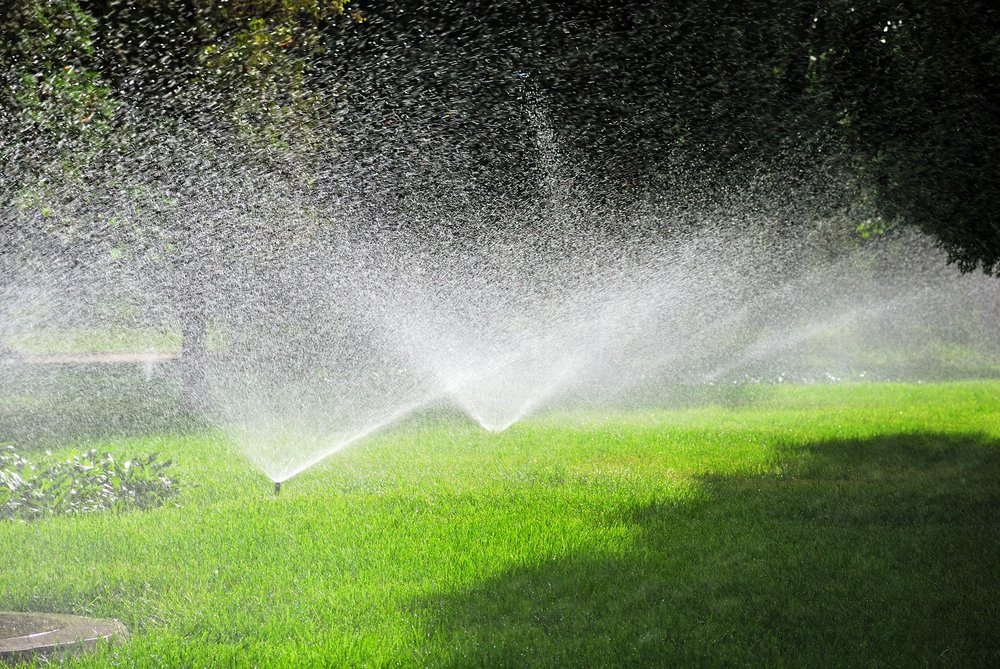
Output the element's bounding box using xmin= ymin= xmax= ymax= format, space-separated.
xmin=1 ymin=444 xmax=179 ymax=521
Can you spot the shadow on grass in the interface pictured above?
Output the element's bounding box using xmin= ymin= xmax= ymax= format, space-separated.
xmin=0 ymin=362 xmax=199 ymax=450
xmin=414 ymin=432 xmax=1000 ymax=667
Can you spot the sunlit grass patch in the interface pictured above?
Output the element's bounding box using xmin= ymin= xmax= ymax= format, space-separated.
xmin=0 ymin=380 xmax=998 ymax=667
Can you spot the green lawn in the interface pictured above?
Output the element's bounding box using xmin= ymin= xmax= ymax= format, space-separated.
xmin=1 ymin=329 xmax=182 ymax=356
xmin=1 ymin=377 xmax=999 ymax=667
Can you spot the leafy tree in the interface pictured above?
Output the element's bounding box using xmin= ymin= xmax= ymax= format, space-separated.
xmin=807 ymin=0 xmax=1000 ymax=274
xmin=2 ymin=0 xmax=355 ymax=409
xmin=0 ymin=0 xmax=117 ymax=267
xmin=341 ymin=0 xmax=999 ymax=272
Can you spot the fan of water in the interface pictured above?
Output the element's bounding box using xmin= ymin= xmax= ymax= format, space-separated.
xmin=2 ymin=105 xmax=998 ymax=485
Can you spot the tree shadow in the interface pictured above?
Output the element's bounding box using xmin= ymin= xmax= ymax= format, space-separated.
xmin=411 ymin=432 xmax=1000 ymax=667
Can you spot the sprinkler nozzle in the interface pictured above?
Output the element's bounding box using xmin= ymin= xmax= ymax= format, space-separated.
xmin=274 ymin=481 xmax=281 ymax=495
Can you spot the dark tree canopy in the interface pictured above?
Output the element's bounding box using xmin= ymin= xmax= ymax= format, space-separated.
xmin=2 ymin=0 xmax=999 ymax=273
xmin=337 ymin=0 xmax=1000 ymax=272
xmin=808 ymin=0 xmax=1000 ymax=274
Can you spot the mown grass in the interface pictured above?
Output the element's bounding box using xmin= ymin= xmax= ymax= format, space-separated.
xmin=1 ymin=376 xmax=999 ymax=667
xmin=1 ymin=329 xmax=182 ymax=356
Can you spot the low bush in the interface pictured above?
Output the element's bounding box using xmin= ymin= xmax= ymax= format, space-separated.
xmin=0 ymin=445 xmax=179 ymax=521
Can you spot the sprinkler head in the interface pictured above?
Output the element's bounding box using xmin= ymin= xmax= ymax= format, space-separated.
xmin=274 ymin=481 xmax=281 ymax=495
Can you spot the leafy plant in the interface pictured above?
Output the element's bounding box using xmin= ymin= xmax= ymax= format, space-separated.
xmin=0 ymin=444 xmax=180 ymax=522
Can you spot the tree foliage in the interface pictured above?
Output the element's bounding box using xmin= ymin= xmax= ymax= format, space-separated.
xmin=1 ymin=0 xmax=355 ymax=409
xmin=339 ymin=0 xmax=1000 ymax=272
xmin=807 ymin=0 xmax=1000 ymax=274
xmin=0 ymin=0 xmax=116 ymax=143
xmin=2 ymin=0 xmax=998 ymax=275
